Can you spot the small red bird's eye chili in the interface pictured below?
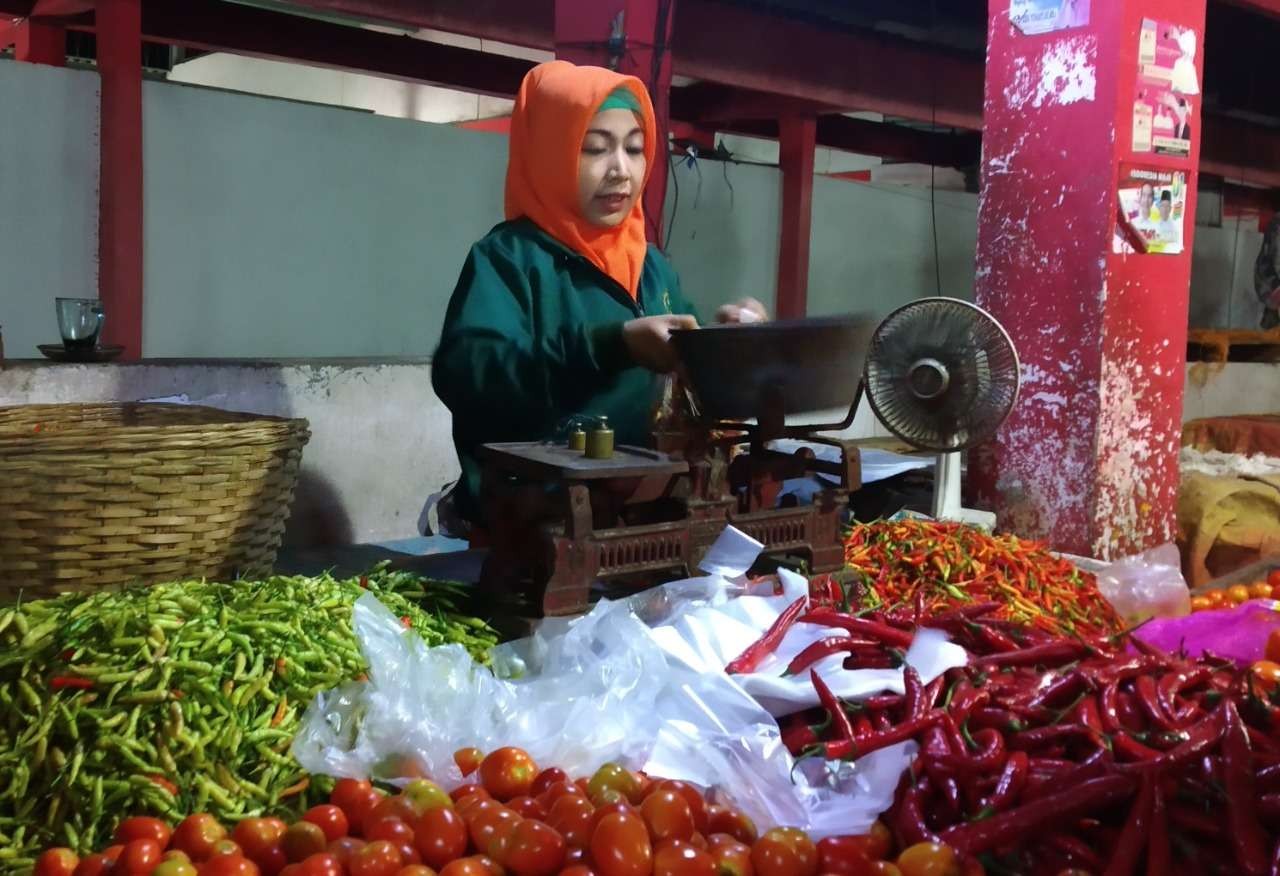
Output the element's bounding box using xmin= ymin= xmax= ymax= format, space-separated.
xmin=49 ymin=676 xmax=94 ymax=691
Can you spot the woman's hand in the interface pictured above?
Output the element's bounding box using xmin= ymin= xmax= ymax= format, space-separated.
xmin=715 ymin=298 xmax=770 ymax=325
xmin=623 ymin=314 xmax=698 ymax=373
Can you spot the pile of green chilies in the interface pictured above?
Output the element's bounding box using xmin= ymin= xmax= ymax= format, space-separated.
xmin=0 ymin=567 xmax=498 ymax=874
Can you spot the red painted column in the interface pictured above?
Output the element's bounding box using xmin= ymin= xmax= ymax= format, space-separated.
xmin=973 ymin=0 xmax=1206 ymax=558
xmin=776 ymin=115 xmax=816 ymax=320
xmin=554 ymin=0 xmax=675 ymax=245
xmin=13 ymin=20 xmax=66 ymax=65
xmin=96 ymin=0 xmax=144 ymax=358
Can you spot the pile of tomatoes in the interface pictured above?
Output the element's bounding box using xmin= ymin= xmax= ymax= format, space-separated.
xmin=32 ymin=748 xmax=971 ymax=876
xmin=1188 ymin=568 xmax=1280 ymax=612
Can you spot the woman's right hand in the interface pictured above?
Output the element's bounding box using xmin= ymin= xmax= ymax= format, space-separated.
xmin=623 ymin=315 xmax=698 ymax=373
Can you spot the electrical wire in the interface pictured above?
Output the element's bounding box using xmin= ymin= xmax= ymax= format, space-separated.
xmin=665 ymin=148 xmax=680 ymax=249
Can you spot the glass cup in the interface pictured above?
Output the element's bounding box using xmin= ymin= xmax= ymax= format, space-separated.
xmin=57 ymin=298 xmax=105 ymax=351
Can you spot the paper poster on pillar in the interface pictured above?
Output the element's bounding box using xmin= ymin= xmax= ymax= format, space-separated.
xmin=1113 ymin=165 xmax=1188 ymax=255
xmin=1009 ymin=0 xmax=1089 ymax=35
xmin=1132 ymin=19 xmax=1200 ymax=158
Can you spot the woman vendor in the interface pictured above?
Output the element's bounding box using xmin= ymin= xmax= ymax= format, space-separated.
xmin=432 ymin=60 xmax=766 ymax=537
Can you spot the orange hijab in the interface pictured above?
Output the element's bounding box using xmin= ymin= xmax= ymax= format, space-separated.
xmin=505 ymin=60 xmax=656 ymax=298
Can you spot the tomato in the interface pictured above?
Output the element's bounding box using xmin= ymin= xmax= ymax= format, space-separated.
xmin=649 ymin=782 xmax=709 ymax=835
xmin=530 ymin=769 xmax=569 ymax=798
xmin=864 ymin=865 xmax=902 ymax=876
xmin=559 ymin=868 xmax=596 ymax=876
xmin=1250 ymin=660 xmax=1280 ymax=697
xmin=283 ymin=823 xmax=329 ymax=864
xmin=589 ymin=802 xmax=637 ymax=839
xmin=641 ymin=790 xmax=696 ymax=844
xmin=535 ymin=782 xmax=581 ymax=810
xmin=173 ymin=816 xmax=230 ymax=862
xmin=367 ymin=819 xmax=416 ymax=847
xmin=397 ymin=844 xmax=423 ymax=867
xmin=117 ymin=840 xmax=164 ymax=876
xmin=507 ymin=797 xmax=548 ymax=820
xmin=36 ymin=849 xmax=81 ymax=876
xmin=863 ymin=824 xmax=892 ymax=862
xmin=296 ymin=854 xmax=344 ymax=876
xmin=404 ymin=780 xmax=453 ymax=815
xmin=398 ymin=868 xmax=438 ymax=876
xmin=590 ymin=813 xmax=653 ymax=876
xmin=546 ymin=793 xmax=596 ymax=849
xmin=350 ymin=842 xmax=405 ymax=876
xmin=564 ymin=847 xmax=588 ymax=867
xmin=235 ymin=821 xmax=289 ymax=862
xmin=163 ymin=854 xmax=192 ymax=865
xmin=117 ymin=818 xmax=174 ymax=849
xmin=73 ymin=856 xmax=113 ymax=876
xmin=586 ymin=766 xmax=641 ymax=808
xmin=705 ymin=808 xmax=756 ymax=847
xmin=815 ymin=838 xmax=873 ymax=875
xmin=1229 ymin=584 xmax=1252 ymax=605
xmin=502 ymin=819 xmax=566 ymax=876
xmin=329 ymin=838 xmax=367 ymax=867
xmin=960 ymin=859 xmax=984 ymax=876
xmin=153 ymin=859 xmax=198 ymax=876
xmin=895 ymin=843 xmax=959 ymax=876
xmin=478 ymin=749 xmax=538 ymax=802
xmin=438 ymin=859 xmax=494 ymax=876
xmin=654 ymin=842 xmax=716 ymax=876
xmin=468 ymin=807 xmax=522 ymax=860
xmin=1205 ymin=588 xmax=1227 ymax=605
xmin=1269 ymin=569 xmax=1280 ymax=590
xmin=1251 ymin=581 xmax=1274 ymax=601
xmin=208 ymin=842 xmax=244 ymax=859
xmin=454 ymin=749 xmax=484 ymax=778
xmin=1268 ymin=629 xmax=1280 ymax=664
xmin=709 ymin=839 xmax=753 ymax=876
xmin=300 ymin=806 xmax=349 ymax=844
xmin=452 ymin=785 xmax=491 ymax=805
xmin=198 ymin=857 xmax=261 ymax=876
xmin=369 ymin=798 xmax=423 ymax=834
xmin=415 ymin=806 xmax=470 ymax=870
xmin=1189 ymin=595 xmax=1213 ymax=612
xmin=750 ymin=828 xmax=818 ymax=876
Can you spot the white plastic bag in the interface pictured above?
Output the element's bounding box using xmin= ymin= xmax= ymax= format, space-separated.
xmin=1087 ymin=542 xmax=1191 ymax=625
xmin=292 ymin=531 xmax=964 ymax=836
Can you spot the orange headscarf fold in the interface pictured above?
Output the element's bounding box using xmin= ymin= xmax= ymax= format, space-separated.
xmin=505 ymin=60 xmax=657 ymax=298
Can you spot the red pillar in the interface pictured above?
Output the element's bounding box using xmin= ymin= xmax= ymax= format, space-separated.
xmin=776 ymin=115 xmax=816 ymax=320
xmin=554 ymin=0 xmax=675 ymax=245
xmin=974 ymin=0 xmax=1207 ymax=558
xmin=96 ymin=0 xmax=144 ymax=359
xmin=8 ymin=19 xmax=65 ymax=65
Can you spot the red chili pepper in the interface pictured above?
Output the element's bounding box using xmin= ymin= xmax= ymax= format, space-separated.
xmin=400 ymin=615 xmax=413 ymax=628
xmin=984 ymin=750 xmax=1029 ymax=813
xmin=1146 ymin=780 xmax=1172 ymax=876
xmin=1260 ymin=763 xmax=1280 ymax=794
xmin=975 ymin=624 xmax=1021 ymax=654
xmin=1099 ymin=681 xmax=1124 ymax=733
xmin=893 ymin=778 xmax=941 ymax=848
xmin=1022 ymin=749 xmax=1110 ymax=801
xmin=903 ymin=666 xmax=924 ymax=721
xmin=725 ymin=595 xmax=808 ymax=674
xmin=1118 ymin=710 xmax=1223 ymax=773
xmin=1157 ymin=666 xmax=1210 ymax=727
xmin=50 ymin=676 xmax=94 ymax=691
xmin=941 ymin=775 xmax=1135 ymax=856
xmin=1169 ymin=804 xmax=1224 ymax=838
xmin=800 ymin=610 xmax=914 ymax=648
xmin=1028 ymin=671 xmax=1090 ymax=710
xmin=1134 ymin=675 xmax=1177 ymax=731
xmin=821 ymin=709 xmax=945 ymax=760
xmin=940 ymin=727 xmax=1006 ymax=773
xmin=1222 ymin=700 xmax=1269 ymax=875
xmin=784 ymin=636 xmax=875 ymax=676
xmin=1104 ymin=772 xmax=1154 ymax=876
xmin=853 ymin=714 xmax=874 ymax=738
xmin=1076 ymin=695 xmax=1105 ymax=733
xmin=1112 ymin=732 xmax=1162 ymax=762
xmin=782 ymin=722 xmax=820 ymax=753
xmin=1270 ymin=839 xmax=1280 ymax=876
xmin=976 ymin=640 xmax=1090 ymax=670
xmin=1009 ymin=723 xmax=1107 ymax=753
xmin=809 ymin=669 xmax=855 ymax=746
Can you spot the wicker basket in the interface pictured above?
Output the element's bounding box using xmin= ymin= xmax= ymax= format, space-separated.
xmin=0 ymin=403 xmax=311 ymax=599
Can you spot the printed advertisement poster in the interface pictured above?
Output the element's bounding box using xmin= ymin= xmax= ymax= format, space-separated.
xmin=1010 ymin=0 xmax=1090 ymax=35
xmin=1133 ymin=19 xmax=1200 ymax=157
xmin=1113 ymin=165 xmax=1188 ymax=255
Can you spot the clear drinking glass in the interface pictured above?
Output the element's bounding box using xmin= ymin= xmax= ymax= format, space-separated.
xmin=56 ymin=298 xmax=105 ymax=351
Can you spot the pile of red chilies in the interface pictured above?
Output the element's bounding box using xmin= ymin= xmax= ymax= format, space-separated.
xmin=730 ymin=597 xmax=1280 ymax=874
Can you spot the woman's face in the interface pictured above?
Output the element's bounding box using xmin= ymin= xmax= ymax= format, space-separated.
xmin=577 ymin=108 xmax=646 ymax=228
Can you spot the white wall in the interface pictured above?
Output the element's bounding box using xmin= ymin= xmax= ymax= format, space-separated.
xmin=0 ymin=61 xmax=99 ymax=356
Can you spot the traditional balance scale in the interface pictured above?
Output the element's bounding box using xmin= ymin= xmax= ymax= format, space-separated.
xmin=477 ymin=299 xmax=1020 ymax=617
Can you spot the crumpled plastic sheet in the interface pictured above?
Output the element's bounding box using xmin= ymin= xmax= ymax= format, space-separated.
xmin=1133 ymin=598 xmax=1280 ymax=666
xmin=293 ymin=529 xmax=967 ymax=837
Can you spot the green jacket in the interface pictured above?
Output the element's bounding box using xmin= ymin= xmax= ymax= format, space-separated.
xmin=432 ymin=218 xmax=698 ymax=525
